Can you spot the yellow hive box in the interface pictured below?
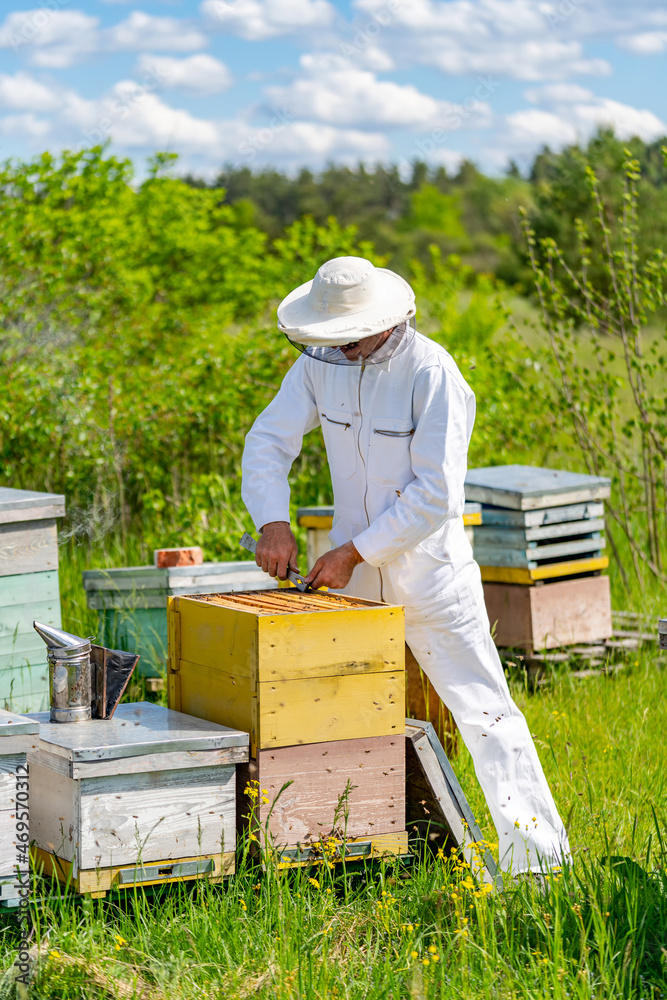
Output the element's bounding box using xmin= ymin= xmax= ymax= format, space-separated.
xmin=168 ymin=590 xmax=405 ymax=755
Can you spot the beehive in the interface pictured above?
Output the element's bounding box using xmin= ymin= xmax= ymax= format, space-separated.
xmin=0 ymin=709 xmax=39 ymax=907
xmin=237 ymin=733 xmax=406 ymax=864
xmin=168 ymin=590 xmax=405 ymax=756
xmin=27 ymin=702 xmax=248 ymax=896
xmin=84 ymin=561 xmax=277 ymax=677
xmin=465 ymin=466 xmax=611 ymax=584
xmin=465 ymin=465 xmax=612 ymax=649
xmin=0 ymin=488 xmax=65 ymax=712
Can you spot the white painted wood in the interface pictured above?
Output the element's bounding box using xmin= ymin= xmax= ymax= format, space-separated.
xmin=0 ymin=737 xmax=38 ymax=756
xmin=480 ymin=501 xmax=605 ymax=528
xmin=0 ymin=488 xmax=65 ymax=516
xmin=465 ymin=465 xmax=611 ymax=510
xmin=72 ymin=745 xmax=248 ymax=779
xmin=0 ymin=753 xmax=26 ymax=811
xmin=79 ymin=765 xmax=236 ymax=867
xmin=28 ymin=701 xmax=249 ymax=762
xmin=410 ymin=731 xmax=467 ymax=845
xmin=83 ymin=562 xmax=275 ymax=593
xmin=0 ymin=810 xmax=20 ymax=876
xmin=306 ymin=528 xmax=332 ymax=571
xmin=30 ymin=745 xmax=248 ymax=779
xmin=475 ymin=518 xmax=605 ymax=546
xmin=0 ymin=520 xmax=59 ymax=577
xmin=0 ymin=505 xmax=65 ymax=526
xmin=0 ymin=708 xmax=39 ymax=738
xmin=27 ymin=748 xmax=69 ymax=778
xmin=0 ymin=754 xmax=29 ymax=879
xmin=87 ymin=580 xmax=276 ymax=610
xmin=28 ymin=761 xmax=78 ymax=864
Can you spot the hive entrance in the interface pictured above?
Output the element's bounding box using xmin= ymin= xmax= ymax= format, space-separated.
xmin=192 ymin=590 xmax=377 ymax=615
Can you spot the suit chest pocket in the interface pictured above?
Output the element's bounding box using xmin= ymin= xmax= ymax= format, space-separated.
xmin=368 ymin=418 xmax=414 ymax=488
xmin=320 ymin=409 xmax=357 ymax=480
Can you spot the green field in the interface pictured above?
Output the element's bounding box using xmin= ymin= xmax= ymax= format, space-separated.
xmin=1 ymin=142 xmax=666 ymax=997
xmin=1 ymin=644 xmax=666 ymax=998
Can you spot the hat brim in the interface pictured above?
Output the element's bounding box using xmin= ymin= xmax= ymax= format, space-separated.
xmin=277 ymin=267 xmax=416 ymax=346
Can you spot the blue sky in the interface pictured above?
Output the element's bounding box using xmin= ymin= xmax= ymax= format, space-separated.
xmin=0 ymin=0 xmax=665 ymax=178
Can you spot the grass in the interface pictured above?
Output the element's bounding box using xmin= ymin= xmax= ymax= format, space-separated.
xmin=3 ymin=533 xmax=667 ymax=998
xmin=2 ymin=620 xmax=666 ymax=997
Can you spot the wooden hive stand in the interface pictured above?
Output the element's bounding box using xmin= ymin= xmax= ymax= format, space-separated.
xmin=27 ymin=702 xmax=248 ymax=897
xmin=168 ymin=589 xmax=409 ymax=867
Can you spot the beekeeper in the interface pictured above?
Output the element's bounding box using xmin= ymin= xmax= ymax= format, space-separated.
xmin=241 ymin=256 xmax=570 ymax=875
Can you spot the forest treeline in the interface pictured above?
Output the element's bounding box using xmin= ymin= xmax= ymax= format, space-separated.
xmin=185 ymin=129 xmax=667 ymax=288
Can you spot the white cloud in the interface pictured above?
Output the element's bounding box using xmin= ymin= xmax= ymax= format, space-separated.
xmin=0 ymin=113 xmax=51 ymax=138
xmin=37 ymin=74 xmax=386 ymax=170
xmin=0 ymin=71 xmax=63 ymax=112
xmin=524 ymin=84 xmax=595 ymax=105
xmin=0 ymin=9 xmax=99 ymax=68
xmin=506 ymin=109 xmax=578 ymax=147
xmin=352 ymin=0 xmax=611 ymax=81
xmin=242 ymin=120 xmax=388 ymax=161
xmin=507 ymin=91 xmax=667 ymax=150
xmin=266 ymin=54 xmax=491 ymax=130
xmin=617 ymin=31 xmax=667 ymax=53
xmin=0 ymin=9 xmax=207 ymax=67
xmin=63 ymin=80 xmax=220 ymax=152
xmin=200 ymin=0 xmax=336 ymax=41
xmin=137 ymin=54 xmax=233 ymax=95
xmin=572 ymin=98 xmax=666 ymax=142
xmin=108 ymin=12 xmax=207 ymax=51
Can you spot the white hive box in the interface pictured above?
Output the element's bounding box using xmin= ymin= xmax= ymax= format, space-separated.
xmin=27 ymin=702 xmax=249 ymax=896
xmin=0 ymin=709 xmax=39 ymax=907
xmin=0 ymin=488 xmax=66 ymax=712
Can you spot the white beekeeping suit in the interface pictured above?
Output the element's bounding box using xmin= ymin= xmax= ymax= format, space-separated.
xmin=242 ymin=256 xmax=570 ymax=874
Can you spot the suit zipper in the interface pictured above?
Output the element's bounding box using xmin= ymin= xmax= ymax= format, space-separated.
xmin=357 ymin=362 xmax=384 ymax=601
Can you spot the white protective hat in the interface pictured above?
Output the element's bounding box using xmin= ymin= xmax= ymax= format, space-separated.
xmin=277 ymin=256 xmax=416 ymax=347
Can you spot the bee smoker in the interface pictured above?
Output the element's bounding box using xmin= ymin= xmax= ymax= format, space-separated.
xmin=33 ymin=620 xmax=139 ymax=722
xmin=33 ymin=622 xmax=92 ymax=723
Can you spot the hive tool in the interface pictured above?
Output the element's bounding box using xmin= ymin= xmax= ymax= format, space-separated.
xmin=240 ymin=532 xmax=310 ymax=592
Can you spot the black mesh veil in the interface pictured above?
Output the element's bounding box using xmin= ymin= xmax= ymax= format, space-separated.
xmin=287 ymin=317 xmax=416 ymax=366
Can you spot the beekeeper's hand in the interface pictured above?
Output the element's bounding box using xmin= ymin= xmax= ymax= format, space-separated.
xmin=306 ymin=542 xmax=364 ymax=590
xmin=256 ymin=521 xmax=299 ymax=581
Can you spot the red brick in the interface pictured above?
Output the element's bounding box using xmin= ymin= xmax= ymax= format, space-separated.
xmin=154 ymin=546 xmax=203 ymax=568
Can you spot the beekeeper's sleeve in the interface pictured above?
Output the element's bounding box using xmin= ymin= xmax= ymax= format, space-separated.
xmin=352 ymin=363 xmax=474 ymax=567
xmin=241 ymin=357 xmax=319 ymax=531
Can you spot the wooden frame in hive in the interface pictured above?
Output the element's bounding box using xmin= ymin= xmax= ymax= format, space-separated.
xmin=167 ymin=589 xmax=405 ymax=756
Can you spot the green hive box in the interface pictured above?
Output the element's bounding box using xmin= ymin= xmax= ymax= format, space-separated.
xmin=0 ymin=488 xmax=66 ymax=712
xmin=83 ymin=562 xmax=278 ymax=678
